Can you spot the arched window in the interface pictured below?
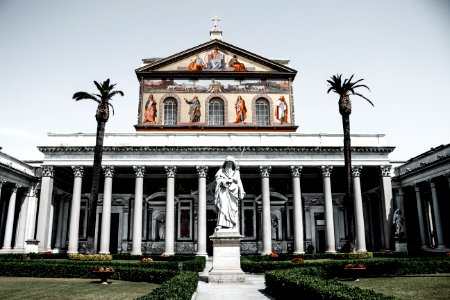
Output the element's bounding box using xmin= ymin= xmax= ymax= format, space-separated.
xmin=255 ymin=98 xmax=270 ymax=126
xmin=208 ymin=98 xmax=224 ymax=125
xmin=164 ymin=98 xmax=177 ymax=125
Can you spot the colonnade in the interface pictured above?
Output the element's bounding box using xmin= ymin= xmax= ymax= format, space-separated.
xmin=1 ymin=164 xmax=394 ymax=254
xmin=410 ymin=174 xmax=449 ymax=249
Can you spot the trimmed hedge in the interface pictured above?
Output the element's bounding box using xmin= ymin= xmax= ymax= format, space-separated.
xmin=136 ymin=271 xmax=199 ymax=300
xmin=266 ymin=269 xmax=394 ymax=300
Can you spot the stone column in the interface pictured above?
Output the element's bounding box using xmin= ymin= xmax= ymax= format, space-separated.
xmin=100 ymin=166 xmax=115 ymax=254
xmin=132 ymin=166 xmax=145 ymax=256
xmin=14 ymin=188 xmax=28 ymax=251
xmin=290 ymin=165 xmax=304 ymax=254
xmin=352 ymin=166 xmax=366 ymax=252
xmin=321 ymin=165 xmax=336 ymax=253
xmin=2 ymin=184 xmax=21 ymax=250
xmin=36 ymin=165 xmax=54 ymax=252
xmin=429 ymin=180 xmax=445 ymax=249
xmin=60 ymin=197 xmax=70 ymax=249
xmin=54 ymin=197 xmax=65 ymax=251
xmin=67 ymin=166 xmax=84 ymax=254
xmin=24 ymin=186 xmax=39 ymax=241
xmin=380 ymin=165 xmax=393 ymax=250
xmin=196 ymin=165 xmax=208 ymax=257
xmin=414 ymin=186 xmax=427 ymax=248
xmin=260 ymin=165 xmax=272 ymax=255
xmin=163 ymin=165 xmax=177 ymax=256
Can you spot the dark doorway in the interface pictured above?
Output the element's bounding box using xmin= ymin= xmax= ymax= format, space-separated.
xmin=206 ymin=210 xmax=217 ymax=256
xmin=317 ymin=228 xmax=326 ymax=253
xmin=97 ymin=213 xmax=120 ymax=254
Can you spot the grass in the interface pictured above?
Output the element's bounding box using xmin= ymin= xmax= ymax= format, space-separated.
xmin=343 ymin=274 xmax=450 ymax=300
xmin=0 ymin=277 xmax=159 ymax=300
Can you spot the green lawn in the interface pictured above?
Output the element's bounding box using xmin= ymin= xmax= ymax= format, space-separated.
xmin=343 ymin=274 xmax=450 ymax=300
xmin=0 ymin=277 xmax=159 ymax=300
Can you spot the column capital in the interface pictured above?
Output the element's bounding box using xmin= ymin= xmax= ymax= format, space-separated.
xmin=133 ymin=165 xmax=146 ymax=178
xmin=11 ymin=183 xmax=22 ymax=193
xmin=380 ymin=165 xmax=391 ymax=177
xmin=41 ymin=165 xmax=55 ymax=178
xmin=290 ymin=165 xmax=303 ymax=177
xmin=444 ymin=172 xmax=450 ymax=179
xmin=395 ymin=188 xmax=404 ymax=196
xmin=196 ymin=165 xmax=208 ymax=178
xmin=351 ymin=165 xmax=363 ymax=177
xmin=414 ymin=185 xmax=420 ymax=192
xmin=164 ymin=165 xmax=177 ymax=178
xmin=427 ymin=179 xmax=435 ymax=188
xmin=0 ymin=178 xmax=6 ymax=188
xmin=102 ymin=166 xmax=115 ymax=178
xmin=320 ymin=165 xmax=333 ymax=177
xmin=71 ymin=166 xmax=85 ymax=178
xmin=259 ymin=165 xmax=272 ymax=178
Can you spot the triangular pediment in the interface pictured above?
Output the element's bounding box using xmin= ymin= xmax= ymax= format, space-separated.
xmin=136 ymin=39 xmax=297 ymax=77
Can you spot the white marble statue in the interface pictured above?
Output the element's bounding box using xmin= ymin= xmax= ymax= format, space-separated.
xmin=214 ymin=156 xmax=245 ymax=230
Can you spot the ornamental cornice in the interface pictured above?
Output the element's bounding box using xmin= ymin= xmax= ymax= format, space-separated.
xmin=38 ymin=146 xmax=396 ymax=153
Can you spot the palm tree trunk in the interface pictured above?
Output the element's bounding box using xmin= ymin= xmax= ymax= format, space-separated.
xmin=342 ymin=113 xmax=355 ymax=250
xmin=85 ymin=120 xmax=106 ymax=254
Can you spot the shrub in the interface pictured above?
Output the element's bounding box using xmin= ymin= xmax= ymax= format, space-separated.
xmin=332 ymin=252 xmax=373 ymax=260
xmin=291 ymin=257 xmax=304 ymax=263
xmin=266 ymin=269 xmax=394 ymax=300
xmin=137 ymin=271 xmax=199 ymax=300
xmin=68 ymin=253 xmax=112 ymax=261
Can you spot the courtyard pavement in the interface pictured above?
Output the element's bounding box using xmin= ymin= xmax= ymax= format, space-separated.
xmin=191 ymin=257 xmax=274 ymax=300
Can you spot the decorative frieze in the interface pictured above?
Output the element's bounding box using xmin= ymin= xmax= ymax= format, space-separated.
xmin=259 ymin=165 xmax=272 ymax=178
xmin=380 ymin=165 xmax=391 ymax=177
xmin=351 ymin=166 xmax=362 ymax=177
xmin=133 ymin=166 xmax=146 ymax=178
xmin=196 ymin=165 xmax=208 ymax=178
xmin=42 ymin=165 xmax=55 ymax=177
xmin=321 ymin=165 xmax=333 ymax=177
xmin=71 ymin=166 xmax=84 ymax=178
xmin=164 ymin=165 xmax=177 ymax=178
xmin=102 ymin=166 xmax=115 ymax=177
xmin=290 ymin=165 xmax=303 ymax=177
xmin=38 ymin=145 xmax=396 ymax=153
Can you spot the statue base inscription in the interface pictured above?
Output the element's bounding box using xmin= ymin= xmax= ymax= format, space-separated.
xmin=208 ymin=228 xmax=245 ymax=283
xmin=395 ymin=241 xmax=408 ymax=253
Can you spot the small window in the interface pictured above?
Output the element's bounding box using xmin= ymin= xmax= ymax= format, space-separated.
xmin=255 ymin=98 xmax=270 ymax=126
xmin=208 ymin=98 xmax=224 ymax=125
xmin=177 ymin=200 xmax=192 ymax=240
xmin=164 ymin=98 xmax=177 ymax=125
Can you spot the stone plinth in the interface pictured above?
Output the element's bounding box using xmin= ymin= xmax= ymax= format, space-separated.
xmin=209 ymin=228 xmax=245 ymax=283
xmin=24 ymin=240 xmax=39 ymax=253
xmin=395 ymin=241 xmax=408 ymax=253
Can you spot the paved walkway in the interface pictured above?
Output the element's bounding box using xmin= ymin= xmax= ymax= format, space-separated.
xmin=192 ymin=258 xmax=274 ymax=300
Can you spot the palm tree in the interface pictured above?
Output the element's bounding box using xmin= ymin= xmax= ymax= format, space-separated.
xmin=327 ymin=74 xmax=373 ymax=251
xmin=73 ymin=79 xmax=124 ymax=254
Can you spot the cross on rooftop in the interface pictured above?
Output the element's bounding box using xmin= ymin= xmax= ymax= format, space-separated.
xmin=212 ymin=15 xmax=221 ymax=29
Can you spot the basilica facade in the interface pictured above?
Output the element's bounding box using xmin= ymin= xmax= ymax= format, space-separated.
xmin=1 ymin=27 xmax=447 ymax=256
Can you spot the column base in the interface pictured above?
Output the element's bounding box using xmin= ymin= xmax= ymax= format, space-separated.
xmin=293 ymin=251 xmax=305 ymax=255
xmin=395 ymin=241 xmax=408 ymax=253
xmin=196 ymin=252 xmax=208 ymax=257
xmin=436 ymin=244 xmax=447 ymax=250
xmin=325 ymin=250 xmax=336 ymax=254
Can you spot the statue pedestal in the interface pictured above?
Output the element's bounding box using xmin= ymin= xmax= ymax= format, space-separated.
xmin=209 ymin=228 xmax=245 ymax=283
xmin=395 ymin=240 xmax=408 ymax=253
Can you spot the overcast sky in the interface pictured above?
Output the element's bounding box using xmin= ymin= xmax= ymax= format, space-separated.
xmin=0 ymin=0 xmax=449 ymax=161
